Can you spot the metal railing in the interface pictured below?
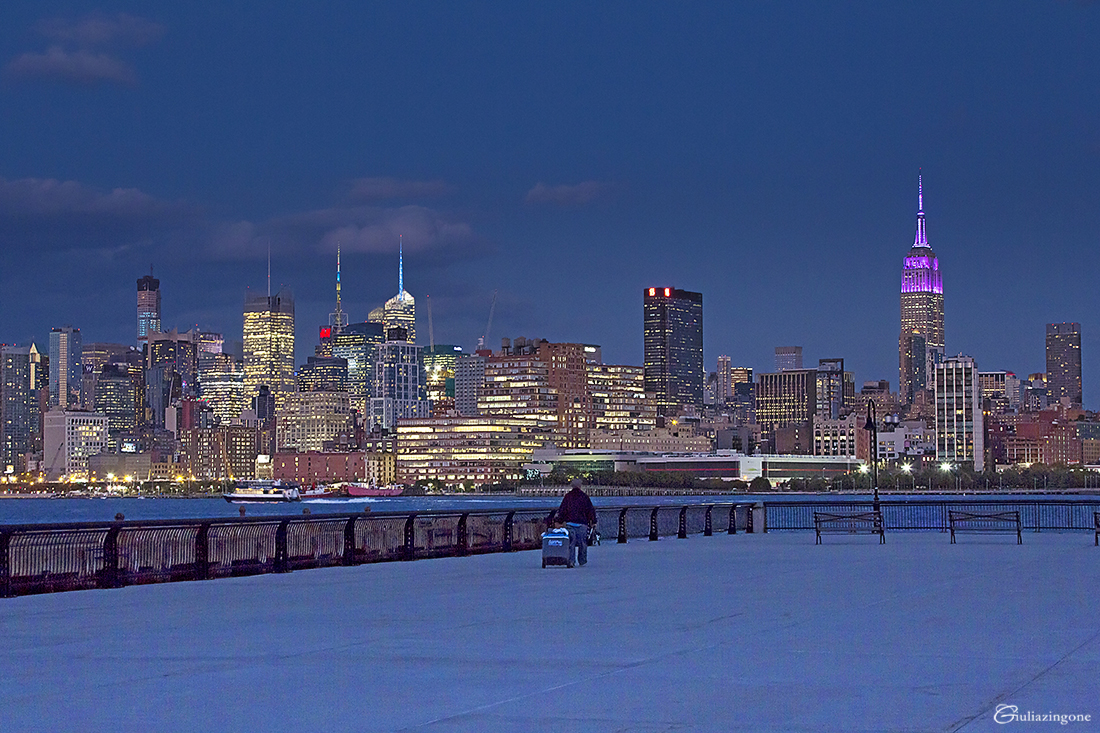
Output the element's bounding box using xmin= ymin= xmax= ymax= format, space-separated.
xmin=763 ymin=499 xmax=1100 ymax=533
xmin=0 ymin=503 xmax=754 ymax=598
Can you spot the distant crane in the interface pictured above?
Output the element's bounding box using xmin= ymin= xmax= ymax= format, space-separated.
xmin=426 ymin=294 xmax=435 ymax=352
xmin=477 ymin=290 xmax=498 ymax=351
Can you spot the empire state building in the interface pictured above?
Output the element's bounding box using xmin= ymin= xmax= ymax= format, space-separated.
xmin=899 ymin=175 xmax=945 ymax=403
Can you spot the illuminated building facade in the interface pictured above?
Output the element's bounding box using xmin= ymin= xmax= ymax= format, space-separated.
xmin=587 ymin=364 xmax=657 ymax=432
xmin=1045 ymin=322 xmax=1082 ymax=406
xmin=297 ymin=356 xmax=348 ymax=393
xmin=137 ymin=274 xmax=161 ymax=347
xmin=755 ymin=370 xmax=818 ymax=446
xmin=775 ymin=347 xmax=803 ymax=372
xmin=331 ymin=321 xmax=386 ymax=416
xmin=277 ymin=391 xmax=352 ymax=452
xmin=455 ymin=353 xmax=486 ymax=417
xmin=243 ymin=288 xmax=296 ymax=404
xmin=1 ymin=344 xmax=45 ymax=474
xmin=49 ymin=325 xmax=82 ymax=409
xmin=370 ymin=332 xmax=429 ymax=431
xmin=934 ymin=355 xmax=983 ymax=471
xmin=43 ymin=409 xmax=108 ymax=480
xmin=643 ymin=287 xmax=703 ymax=414
xmin=899 ymin=175 xmax=945 ymax=403
xmin=179 ymin=424 xmax=257 ymax=479
xmin=716 ymin=356 xmax=732 ymax=403
xmin=423 ymin=345 xmax=463 ymax=415
xmin=198 ymin=352 xmax=247 ymax=424
xmin=396 ymin=416 xmax=551 ymax=486
xmin=815 ymin=358 xmax=853 ymax=419
xmin=272 ymin=450 xmax=396 ymax=485
xmin=147 ymin=329 xmax=199 ymax=395
xmin=94 ymin=362 xmax=137 ymax=450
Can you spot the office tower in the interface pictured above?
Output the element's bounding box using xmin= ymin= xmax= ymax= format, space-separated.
xmin=277 ymin=391 xmax=352 ymax=452
xmin=198 ymin=332 xmax=224 ymax=355
xmin=243 ymin=287 xmax=296 ymax=404
xmin=147 ymin=329 xmax=200 ymax=396
xmin=137 ymin=273 xmax=161 ymax=346
xmin=253 ymin=385 xmax=276 ymax=455
xmin=643 ymin=287 xmax=703 ymax=414
xmin=730 ymin=367 xmax=752 ymax=386
xmin=94 ymin=363 xmax=138 ymax=450
xmin=396 ymin=416 xmax=551 ymax=487
xmin=816 ymin=358 xmax=852 ymax=419
xmin=43 ymin=409 xmax=108 ymax=481
xmin=422 ymin=345 xmax=463 ymax=415
xmin=775 ymin=347 xmax=803 ymax=372
xmin=979 ymin=371 xmax=1021 ymax=415
xmin=49 ymin=326 xmax=82 ymax=409
xmin=1 ymin=344 xmax=45 ymax=474
xmin=934 ymin=355 xmax=983 ymax=471
xmin=331 ymin=321 xmax=386 ymax=416
xmin=297 ymin=356 xmax=349 ymax=393
xmin=370 ymin=328 xmax=429 ymax=430
xmin=198 ymin=352 xmax=247 ymax=424
xmin=455 ymin=353 xmax=487 ymax=417
xmin=80 ymin=343 xmax=131 ymax=411
xmin=899 ymin=175 xmax=945 ymax=403
xmin=755 ymin=369 xmax=817 ymax=446
xmin=899 ymin=330 xmax=927 ymax=404
xmin=587 ymin=364 xmax=657 ymax=432
xmin=716 ymin=356 xmax=732 ymax=404
xmin=373 ymin=238 xmax=416 ymax=343
xmin=1046 ymin=323 xmax=1082 ymax=406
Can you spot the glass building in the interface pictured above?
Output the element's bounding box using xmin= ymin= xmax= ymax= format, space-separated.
xmin=137 ymin=274 xmax=161 ymax=347
xmin=331 ymin=321 xmax=386 ymax=416
xmin=1 ymin=344 xmax=45 ymax=474
xmin=643 ymin=287 xmax=703 ymax=415
xmin=243 ymin=288 xmax=296 ymax=405
xmin=49 ymin=325 xmax=82 ymax=409
xmin=1045 ymin=323 xmax=1082 ymax=406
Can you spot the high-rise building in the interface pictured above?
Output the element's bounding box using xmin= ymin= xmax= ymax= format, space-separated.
xmin=1 ymin=344 xmax=45 ymax=474
xmin=455 ymin=353 xmax=487 ymax=417
xmin=49 ymin=326 xmax=82 ymax=409
xmin=197 ymin=332 xmax=224 ymax=355
xmin=81 ymin=343 xmax=131 ymax=411
xmin=716 ymin=356 xmax=732 ymax=403
xmin=297 ymin=356 xmax=349 ymax=393
xmin=137 ymin=273 xmax=161 ymax=346
xmin=43 ymin=409 xmax=108 ymax=481
xmin=198 ymin=352 xmax=247 ymax=424
xmin=243 ymin=287 xmax=296 ymax=404
xmin=423 ymin=345 xmax=463 ymax=415
xmin=94 ymin=362 xmax=138 ymax=450
xmin=934 ymin=355 xmax=983 ymax=471
xmin=755 ymin=369 xmax=818 ymax=446
xmin=277 ymin=391 xmax=352 ymax=452
xmin=1046 ymin=323 xmax=1082 ymax=406
xmin=979 ymin=371 xmax=1021 ymax=414
xmin=375 ymin=238 xmax=416 ymax=342
xmin=899 ymin=175 xmax=945 ymax=403
xmin=643 ymin=287 xmax=703 ymax=414
xmin=370 ymin=329 xmax=429 ymax=430
xmin=587 ymin=364 xmax=657 ymax=432
xmin=331 ymin=321 xmax=386 ymax=416
xmin=147 ymin=329 xmax=200 ymax=395
xmin=816 ymin=358 xmax=853 ymax=419
xmin=899 ymin=330 xmax=927 ymax=404
xmin=775 ymin=347 xmax=803 ymax=372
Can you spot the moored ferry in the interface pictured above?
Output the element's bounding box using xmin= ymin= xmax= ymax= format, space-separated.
xmin=223 ymin=480 xmax=302 ymax=503
xmin=346 ymin=482 xmax=404 ymax=497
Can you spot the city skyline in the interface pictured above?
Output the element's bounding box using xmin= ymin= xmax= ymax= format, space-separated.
xmin=1 ymin=3 xmax=1099 ymax=403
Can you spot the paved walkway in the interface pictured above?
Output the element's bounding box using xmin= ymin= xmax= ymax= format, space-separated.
xmin=2 ymin=531 xmax=1098 ymax=732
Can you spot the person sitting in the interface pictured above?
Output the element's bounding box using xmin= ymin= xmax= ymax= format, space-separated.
xmin=556 ymin=478 xmax=597 ymax=567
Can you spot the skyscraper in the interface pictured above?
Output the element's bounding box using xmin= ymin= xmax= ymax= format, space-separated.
xmin=775 ymin=347 xmax=803 ymax=372
xmin=243 ymin=287 xmax=296 ymax=404
xmin=49 ymin=326 xmax=82 ymax=409
xmin=370 ymin=328 xmax=429 ymax=430
xmin=331 ymin=321 xmax=386 ymax=416
xmin=1 ymin=344 xmax=45 ymax=474
xmin=716 ymin=355 xmax=732 ymax=404
xmin=137 ymin=273 xmax=161 ymax=346
xmin=382 ymin=240 xmax=416 ymax=343
xmin=643 ymin=287 xmax=703 ymax=414
xmin=899 ymin=174 xmax=945 ymax=403
xmin=1045 ymin=323 xmax=1082 ymax=406
xmin=934 ymin=355 xmax=983 ymax=471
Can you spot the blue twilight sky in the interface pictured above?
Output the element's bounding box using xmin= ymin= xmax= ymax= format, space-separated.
xmin=1 ymin=2 xmax=1099 ymax=404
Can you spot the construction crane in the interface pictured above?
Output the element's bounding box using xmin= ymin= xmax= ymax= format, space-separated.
xmin=477 ymin=290 xmax=498 ymax=350
xmin=426 ymin=294 xmax=435 ymax=351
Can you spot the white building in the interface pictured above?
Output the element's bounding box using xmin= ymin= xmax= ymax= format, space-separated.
xmin=43 ymin=409 xmax=108 ymax=481
xmin=935 ymin=355 xmax=984 ymax=471
xmin=371 ymin=339 xmax=430 ymax=430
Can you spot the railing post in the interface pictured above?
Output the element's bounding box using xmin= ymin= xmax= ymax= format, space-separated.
xmin=100 ymin=524 xmax=122 ymax=589
xmin=729 ymin=505 xmax=737 ymax=534
xmin=650 ymin=507 xmax=660 ymax=541
xmin=343 ymin=515 xmax=357 ymax=566
xmin=746 ymin=504 xmax=753 ymax=534
xmin=274 ymin=520 xmax=289 ymax=573
xmin=403 ymin=515 xmax=416 ymax=560
xmin=617 ymin=508 xmax=627 ymax=544
xmin=678 ymin=507 xmax=688 ymax=539
xmin=457 ymin=513 xmax=469 ymax=556
xmin=704 ymin=506 xmax=713 ymax=536
xmin=0 ymin=530 xmax=11 ymax=598
xmin=194 ymin=522 xmax=209 ymax=581
xmin=503 ymin=511 xmax=515 ymax=552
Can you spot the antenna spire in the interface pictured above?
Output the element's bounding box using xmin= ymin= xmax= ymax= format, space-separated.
xmin=267 ymin=242 xmax=271 ymax=298
xmin=398 ymin=234 xmax=404 ymax=301
xmin=328 ymin=241 xmax=347 ymax=333
xmin=913 ymin=171 xmax=928 ymax=248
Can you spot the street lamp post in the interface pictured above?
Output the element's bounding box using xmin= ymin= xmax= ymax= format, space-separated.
xmin=864 ymin=400 xmax=880 ymax=511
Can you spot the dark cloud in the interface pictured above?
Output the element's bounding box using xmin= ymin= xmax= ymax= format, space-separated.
xmin=37 ymin=13 xmax=165 ymax=48
xmin=0 ymin=177 xmax=195 ymax=249
xmin=524 ymin=181 xmax=611 ymax=206
xmin=4 ymin=13 xmax=162 ymax=86
xmin=345 ymin=177 xmax=455 ymax=202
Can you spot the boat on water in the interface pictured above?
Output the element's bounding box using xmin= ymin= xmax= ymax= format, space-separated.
xmin=223 ymin=480 xmax=301 ymax=503
xmin=300 ymin=484 xmax=344 ymax=499
xmin=346 ymin=482 xmax=404 ymax=497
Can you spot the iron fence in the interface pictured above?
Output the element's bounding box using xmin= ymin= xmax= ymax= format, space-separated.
xmin=763 ymin=499 xmax=1100 ymax=532
xmin=0 ymin=502 xmax=753 ymax=598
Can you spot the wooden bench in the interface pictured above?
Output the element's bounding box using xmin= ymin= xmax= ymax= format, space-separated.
xmin=949 ymin=510 xmax=1022 ymax=544
xmin=814 ymin=511 xmax=885 ymax=544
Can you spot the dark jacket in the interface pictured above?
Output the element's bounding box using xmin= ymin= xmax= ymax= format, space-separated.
xmin=557 ymin=487 xmax=597 ymax=525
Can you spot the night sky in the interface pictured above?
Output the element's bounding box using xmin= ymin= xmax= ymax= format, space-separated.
xmin=2 ymin=2 xmax=1098 ymax=404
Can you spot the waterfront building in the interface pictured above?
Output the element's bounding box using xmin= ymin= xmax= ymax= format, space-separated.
xmin=643 ymin=287 xmax=703 ymax=414
xmin=775 ymin=347 xmax=803 ymax=372
xmin=1046 ymin=323 xmax=1082 ymax=406
xmin=755 ymin=370 xmax=817 ymax=446
xmin=589 ymin=426 xmax=711 ymax=453
xmin=899 ymin=175 xmax=946 ymax=404
xmin=1 ymin=344 xmax=45 ymax=474
xmin=273 ymin=450 xmax=395 ymax=486
xmin=243 ymin=288 xmax=296 ymax=404
xmin=370 ymin=329 xmax=429 ymax=431
xmin=179 ymin=424 xmax=258 ymax=480
xmin=588 ymin=364 xmax=657 ymax=433
xmin=934 ymin=355 xmax=983 ymax=471
xmin=396 ymin=416 xmax=551 ymax=486
xmin=198 ymin=352 xmax=247 ymax=424
xmin=137 ymin=273 xmax=161 ymax=347
xmin=43 ymin=409 xmax=108 ymax=481
xmin=454 ymin=353 xmax=487 ymax=417
xmin=276 ymin=391 xmax=352 ymax=453
xmin=49 ymin=326 xmax=82 ymax=409
xmin=331 ymin=321 xmax=386 ymax=416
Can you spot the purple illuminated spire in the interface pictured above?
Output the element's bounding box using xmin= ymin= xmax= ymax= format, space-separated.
xmin=913 ymin=172 xmax=928 ymax=248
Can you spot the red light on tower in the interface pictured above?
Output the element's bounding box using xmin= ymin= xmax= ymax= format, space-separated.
xmin=664 ymin=288 xmax=670 ymax=297
xmin=648 ymin=288 xmax=655 ymax=296
xmin=319 ymin=327 xmax=332 ymax=339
